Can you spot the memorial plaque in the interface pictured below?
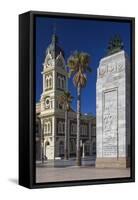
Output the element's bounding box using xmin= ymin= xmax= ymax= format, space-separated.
xmin=102 ymin=89 xmax=118 ymax=157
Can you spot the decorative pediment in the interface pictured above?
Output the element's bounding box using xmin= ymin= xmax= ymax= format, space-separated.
xmin=55 ymin=53 xmax=65 ymax=68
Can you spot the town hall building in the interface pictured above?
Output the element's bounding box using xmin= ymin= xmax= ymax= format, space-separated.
xmin=36 ymin=33 xmax=96 ymax=161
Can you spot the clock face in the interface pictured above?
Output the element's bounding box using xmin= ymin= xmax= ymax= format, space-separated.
xmin=45 ymin=97 xmax=50 ymax=108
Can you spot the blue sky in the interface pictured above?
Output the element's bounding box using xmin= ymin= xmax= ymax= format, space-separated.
xmin=35 ymin=16 xmax=131 ymax=116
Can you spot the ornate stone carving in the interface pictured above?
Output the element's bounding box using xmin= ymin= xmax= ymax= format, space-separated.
xmin=99 ymin=65 xmax=106 ymax=77
xmin=103 ymin=107 xmax=113 ymax=132
xmin=99 ymin=61 xmax=124 ymax=78
xmin=117 ymin=62 xmax=124 ymax=72
xmin=102 ymin=89 xmax=118 ymax=157
xmin=108 ymin=62 xmax=116 ymax=73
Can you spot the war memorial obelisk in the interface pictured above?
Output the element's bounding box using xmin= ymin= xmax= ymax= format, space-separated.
xmin=96 ymin=37 xmax=130 ymax=168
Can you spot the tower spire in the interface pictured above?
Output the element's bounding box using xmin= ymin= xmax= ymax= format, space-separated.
xmin=52 ymin=23 xmax=58 ymax=44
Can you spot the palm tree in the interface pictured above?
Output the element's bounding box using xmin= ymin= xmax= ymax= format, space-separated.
xmin=67 ymin=51 xmax=91 ymax=166
xmin=58 ymin=91 xmax=73 ymax=160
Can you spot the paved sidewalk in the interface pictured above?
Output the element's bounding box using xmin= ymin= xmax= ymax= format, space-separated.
xmin=36 ymin=166 xmax=130 ymax=183
xmin=36 ymin=157 xmax=96 ymax=168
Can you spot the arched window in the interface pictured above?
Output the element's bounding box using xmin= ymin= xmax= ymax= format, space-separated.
xmin=62 ymin=122 xmax=65 ymax=133
xmin=49 ymin=77 xmax=52 ymax=88
xmin=48 ymin=122 xmax=50 ymax=133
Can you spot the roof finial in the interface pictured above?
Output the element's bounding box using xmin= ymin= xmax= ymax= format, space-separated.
xmin=52 ymin=23 xmax=58 ymax=44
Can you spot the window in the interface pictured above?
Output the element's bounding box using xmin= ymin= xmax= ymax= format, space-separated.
xmin=58 ymin=122 xmax=62 ymax=133
xmin=45 ymin=124 xmax=47 ymax=133
xmin=70 ymin=139 xmax=75 ymax=152
xmin=58 ymin=121 xmax=65 ymax=134
xmin=45 ymin=74 xmax=53 ymax=90
xmin=44 ymin=120 xmax=52 ymax=135
xmin=71 ymin=124 xmax=74 ymax=133
xmin=58 ymin=77 xmax=61 ymax=88
xmin=44 ymin=123 xmax=48 ymax=134
xmin=48 ymin=122 xmax=50 ymax=133
xmin=62 ymin=78 xmax=64 ymax=89
xmin=74 ymin=124 xmax=76 ymax=133
xmin=71 ymin=123 xmax=76 ymax=135
xmin=59 ymin=103 xmax=62 ymax=109
xmin=62 ymin=122 xmax=65 ymax=132
xmin=49 ymin=77 xmax=52 ymax=88
xmin=57 ymin=74 xmax=66 ymax=90
xmin=46 ymin=78 xmax=49 ymax=89
xmin=59 ymin=141 xmax=64 ymax=156
xmin=84 ymin=126 xmax=87 ymax=135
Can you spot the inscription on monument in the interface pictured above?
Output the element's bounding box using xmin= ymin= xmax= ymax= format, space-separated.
xmin=99 ymin=61 xmax=124 ymax=78
xmin=103 ymin=89 xmax=118 ymax=157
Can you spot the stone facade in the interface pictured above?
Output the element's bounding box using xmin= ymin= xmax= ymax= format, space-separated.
xmin=36 ymin=34 xmax=96 ymax=161
xmin=96 ymin=50 xmax=130 ymax=168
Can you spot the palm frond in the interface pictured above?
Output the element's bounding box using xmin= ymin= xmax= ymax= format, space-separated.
xmin=58 ymin=91 xmax=73 ymax=111
xmin=67 ymin=51 xmax=92 ymax=88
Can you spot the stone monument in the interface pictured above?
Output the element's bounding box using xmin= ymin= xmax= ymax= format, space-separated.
xmin=96 ymin=36 xmax=130 ymax=168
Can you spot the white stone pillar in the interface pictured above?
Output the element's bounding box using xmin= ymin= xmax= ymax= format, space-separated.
xmin=96 ymin=50 xmax=130 ymax=168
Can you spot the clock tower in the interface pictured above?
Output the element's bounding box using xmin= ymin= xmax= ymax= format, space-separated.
xmin=40 ymin=34 xmax=68 ymax=160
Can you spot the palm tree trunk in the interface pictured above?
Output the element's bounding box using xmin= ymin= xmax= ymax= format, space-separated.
xmin=64 ymin=110 xmax=68 ymax=160
xmin=76 ymin=86 xmax=81 ymax=166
